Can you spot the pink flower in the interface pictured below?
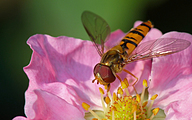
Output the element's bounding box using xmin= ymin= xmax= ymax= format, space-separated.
xmin=13 ymin=21 xmax=192 ymax=120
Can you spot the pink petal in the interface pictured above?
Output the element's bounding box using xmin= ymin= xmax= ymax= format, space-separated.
xmin=148 ymin=32 xmax=192 ymax=110
xmin=29 ymin=89 xmax=84 ymax=120
xmin=12 ymin=116 xmax=29 ymax=120
xmin=164 ymin=82 xmax=192 ymax=120
xmin=105 ymin=29 xmax=125 ymax=48
xmin=25 ymin=34 xmax=99 ymax=85
xmin=24 ymin=34 xmax=103 ymax=111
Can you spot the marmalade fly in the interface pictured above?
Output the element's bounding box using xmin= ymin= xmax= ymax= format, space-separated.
xmin=81 ymin=11 xmax=191 ymax=91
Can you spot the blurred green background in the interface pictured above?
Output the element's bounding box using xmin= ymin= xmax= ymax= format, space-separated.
xmin=1 ymin=0 xmax=192 ymax=119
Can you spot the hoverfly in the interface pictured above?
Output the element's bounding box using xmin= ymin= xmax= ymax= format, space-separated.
xmin=81 ymin=11 xmax=191 ymax=91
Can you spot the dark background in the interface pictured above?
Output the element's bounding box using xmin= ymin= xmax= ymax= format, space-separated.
xmin=1 ymin=0 xmax=192 ymax=119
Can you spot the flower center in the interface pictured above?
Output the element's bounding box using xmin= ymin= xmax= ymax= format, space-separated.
xmin=82 ymin=79 xmax=160 ymax=120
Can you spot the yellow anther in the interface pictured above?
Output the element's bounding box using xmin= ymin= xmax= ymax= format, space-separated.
xmin=141 ymin=80 xmax=147 ymax=104
xmin=151 ymin=94 xmax=158 ymax=100
xmin=143 ymin=79 xmax=148 ymax=87
xmin=117 ymin=87 xmax=123 ymax=95
xmin=124 ymin=78 xmax=129 ymax=86
xmin=92 ymin=118 xmax=98 ymax=120
xmin=122 ymin=78 xmax=130 ymax=96
xmin=111 ymin=106 xmax=117 ymax=111
xmin=136 ymin=94 xmax=141 ymax=103
xmin=82 ymin=102 xmax=90 ymax=111
xmin=113 ymin=92 xmax=117 ymax=101
xmin=121 ymin=81 xmax=128 ymax=89
xmin=102 ymin=119 xmax=107 ymax=120
xmin=142 ymin=101 xmax=148 ymax=107
xmin=149 ymin=108 xmax=160 ymax=120
xmin=82 ymin=102 xmax=102 ymax=120
xmin=152 ymin=108 xmax=160 ymax=116
xmin=99 ymin=87 xmax=104 ymax=94
xmin=105 ymin=96 xmax=111 ymax=104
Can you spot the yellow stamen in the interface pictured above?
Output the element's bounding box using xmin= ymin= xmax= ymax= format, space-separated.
xmin=151 ymin=94 xmax=158 ymax=100
xmin=112 ymin=110 xmax=115 ymax=120
xmin=152 ymin=107 xmax=160 ymax=116
xmin=92 ymin=118 xmax=98 ymax=120
xmin=124 ymin=88 xmax=130 ymax=96
xmin=143 ymin=101 xmax=148 ymax=107
xmin=111 ymin=106 xmax=116 ymax=120
xmin=143 ymin=79 xmax=148 ymax=87
xmin=82 ymin=102 xmax=90 ymax=111
xmin=105 ymin=96 xmax=111 ymax=112
xmin=105 ymin=96 xmax=111 ymax=104
xmin=99 ymin=87 xmax=106 ymax=113
xmin=150 ymin=113 xmax=155 ymax=119
xmin=113 ymin=92 xmax=117 ymax=101
xmin=121 ymin=78 xmax=130 ymax=96
xmin=123 ymin=78 xmax=129 ymax=87
xmin=107 ymin=91 xmax=113 ymax=104
xmin=121 ymin=80 xmax=127 ymax=89
xmin=131 ymin=104 xmax=137 ymax=113
xmin=99 ymin=87 xmax=104 ymax=94
xmin=88 ymin=110 xmax=102 ymax=120
xmin=134 ymin=111 xmax=136 ymax=120
xmin=147 ymin=94 xmax=158 ymax=117
xmin=82 ymin=102 xmax=102 ymax=120
xmin=136 ymin=94 xmax=146 ymax=118
xmin=141 ymin=79 xmax=148 ymax=103
xmin=136 ymin=94 xmax=141 ymax=103
xmin=132 ymin=104 xmax=137 ymax=120
xmin=117 ymin=87 xmax=123 ymax=98
xmin=149 ymin=108 xmax=160 ymax=120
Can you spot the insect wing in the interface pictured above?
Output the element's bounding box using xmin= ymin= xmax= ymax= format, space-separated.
xmin=81 ymin=11 xmax=111 ymax=56
xmin=127 ymin=38 xmax=191 ymax=62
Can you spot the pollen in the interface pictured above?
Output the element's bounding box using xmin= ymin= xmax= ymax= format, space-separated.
xmin=82 ymin=79 xmax=161 ymax=120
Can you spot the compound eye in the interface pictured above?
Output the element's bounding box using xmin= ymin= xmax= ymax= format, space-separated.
xmin=94 ymin=63 xmax=116 ymax=83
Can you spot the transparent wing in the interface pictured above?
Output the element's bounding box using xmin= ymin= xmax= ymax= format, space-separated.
xmin=127 ymin=38 xmax=191 ymax=63
xmin=81 ymin=11 xmax=111 ymax=56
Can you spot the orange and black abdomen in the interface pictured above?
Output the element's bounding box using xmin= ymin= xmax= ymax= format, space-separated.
xmin=119 ymin=21 xmax=153 ymax=55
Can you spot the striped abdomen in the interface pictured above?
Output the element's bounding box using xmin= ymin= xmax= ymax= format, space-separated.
xmin=119 ymin=21 xmax=153 ymax=55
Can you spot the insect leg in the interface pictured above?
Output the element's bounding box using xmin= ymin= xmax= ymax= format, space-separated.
xmin=92 ymin=78 xmax=100 ymax=84
xmin=123 ymin=69 xmax=138 ymax=86
xmin=92 ymin=79 xmax=96 ymax=83
xmin=123 ymin=69 xmax=139 ymax=94
xmin=116 ymin=74 xmax=122 ymax=82
xmin=105 ymin=84 xmax=110 ymax=92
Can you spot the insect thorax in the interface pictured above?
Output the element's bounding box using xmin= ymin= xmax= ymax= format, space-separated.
xmin=100 ymin=49 xmax=126 ymax=73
